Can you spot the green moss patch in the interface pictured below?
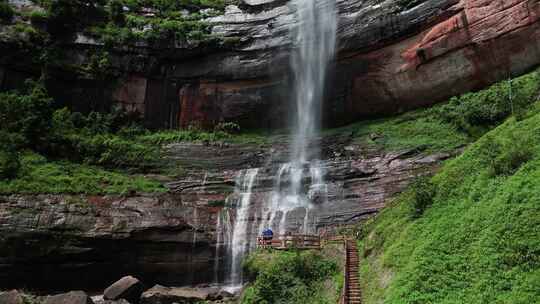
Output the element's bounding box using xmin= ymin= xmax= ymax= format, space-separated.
xmin=0 ymin=152 xmax=165 ymax=194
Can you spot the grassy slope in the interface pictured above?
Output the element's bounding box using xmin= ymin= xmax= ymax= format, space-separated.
xmin=359 ymin=108 xmax=540 ymax=303
xmin=323 ymin=110 xmax=469 ymax=154
xmin=325 ymin=69 xmax=539 ymax=154
xmin=0 ymin=153 xmax=166 ymax=194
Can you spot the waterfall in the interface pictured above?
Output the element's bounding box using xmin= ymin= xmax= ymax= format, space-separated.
xmin=218 ymin=0 xmax=337 ymax=289
xmin=229 ymin=168 xmax=259 ymax=287
xmin=278 ymin=0 xmax=337 ymax=233
xmin=290 ymin=0 xmax=337 ymax=167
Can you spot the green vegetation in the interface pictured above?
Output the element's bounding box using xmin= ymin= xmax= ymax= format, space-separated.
xmin=359 ymin=104 xmax=540 ymax=303
xmin=242 ymin=249 xmax=342 ymax=304
xmin=409 ymin=176 xmax=436 ymax=218
xmin=0 ymin=81 xmax=267 ymax=194
xmin=139 ymin=127 xmax=268 ymax=145
xmin=24 ymin=0 xmax=229 ymax=46
xmin=0 ymin=153 xmax=165 ymax=194
xmin=0 ymin=82 xmax=160 ymax=172
xmin=0 ymin=82 xmax=167 ymax=194
xmin=326 ymin=69 xmax=540 ymax=153
xmin=0 ymin=0 xmax=238 ymax=81
xmin=0 ymin=1 xmax=14 ymax=23
xmin=325 ymin=112 xmax=469 ymax=153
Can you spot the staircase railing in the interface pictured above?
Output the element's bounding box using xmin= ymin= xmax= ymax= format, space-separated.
xmin=256 ymin=234 xmax=321 ymax=250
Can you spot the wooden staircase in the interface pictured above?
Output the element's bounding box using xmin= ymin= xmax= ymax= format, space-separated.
xmin=344 ymin=240 xmax=362 ymax=304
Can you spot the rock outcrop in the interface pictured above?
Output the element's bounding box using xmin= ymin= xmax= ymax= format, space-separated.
xmin=103 ymin=276 xmax=144 ymax=304
xmin=140 ymin=285 xmax=226 ymax=304
xmin=0 ymin=290 xmax=24 ymax=304
xmin=44 ymin=291 xmax=94 ymax=304
xmin=2 ymin=0 xmax=538 ymax=129
xmin=0 ymin=193 xmax=217 ymax=291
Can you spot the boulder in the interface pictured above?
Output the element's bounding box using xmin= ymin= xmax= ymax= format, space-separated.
xmin=140 ymin=285 xmax=222 ymax=304
xmin=0 ymin=290 xmax=23 ymax=304
xmin=217 ymin=289 xmax=234 ymax=299
xmin=103 ymin=276 xmax=144 ymax=304
xmin=43 ymin=291 xmax=94 ymax=304
xmin=91 ymin=295 xmax=131 ymax=304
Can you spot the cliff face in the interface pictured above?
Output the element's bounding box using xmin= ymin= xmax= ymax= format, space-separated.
xmin=0 ymin=193 xmax=218 ymax=291
xmin=2 ymin=0 xmax=538 ymax=129
xmin=0 ymin=133 xmax=450 ymax=291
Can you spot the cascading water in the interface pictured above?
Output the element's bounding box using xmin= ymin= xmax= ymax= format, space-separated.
xmin=229 ymin=168 xmax=259 ymax=287
xmin=290 ymin=0 xmax=337 ymax=168
xmin=270 ymin=0 xmax=337 ymax=236
xmin=217 ymin=0 xmax=337 ymax=289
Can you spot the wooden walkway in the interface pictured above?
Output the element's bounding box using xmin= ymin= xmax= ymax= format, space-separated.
xmin=256 ymin=234 xmax=362 ymax=304
xmin=256 ymin=234 xmax=321 ymax=250
xmin=344 ymin=240 xmax=362 ymax=304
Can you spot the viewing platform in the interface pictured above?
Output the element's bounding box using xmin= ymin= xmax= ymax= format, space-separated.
xmin=256 ymin=234 xmax=321 ymax=250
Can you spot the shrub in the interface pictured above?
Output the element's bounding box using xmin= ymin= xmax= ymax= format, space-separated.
xmin=489 ymin=132 xmax=534 ymax=176
xmin=0 ymin=1 xmax=14 ymax=23
xmin=242 ymin=250 xmax=338 ymax=304
xmin=77 ymin=134 xmax=159 ymax=169
xmin=434 ymin=71 xmax=539 ymax=136
xmin=38 ymin=105 xmax=158 ymax=171
xmin=410 ymin=176 xmax=436 ymax=218
xmin=38 ymin=0 xmax=107 ymax=35
xmin=108 ymin=0 xmax=125 ymax=25
xmin=0 ymin=149 xmax=21 ymax=179
xmin=0 ymin=81 xmax=53 ymax=148
xmin=139 ymin=129 xmax=230 ymax=145
xmin=29 ymin=10 xmax=49 ymax=25
xmin=214 ymin=121 xmax=241 ymax=134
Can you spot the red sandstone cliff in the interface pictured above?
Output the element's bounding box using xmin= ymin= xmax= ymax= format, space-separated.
xmin=1 ymin=0 xmax=539 ymax=128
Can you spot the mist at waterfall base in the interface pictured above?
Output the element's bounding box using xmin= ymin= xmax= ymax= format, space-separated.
xmin=215 ymin=0 xmax=337 ymax=292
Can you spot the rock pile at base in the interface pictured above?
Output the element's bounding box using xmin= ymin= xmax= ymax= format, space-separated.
xmin=0 ymin=275 xmax=236 ymax=304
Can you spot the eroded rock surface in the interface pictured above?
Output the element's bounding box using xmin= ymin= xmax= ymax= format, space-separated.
xmin=0 ymin=133 xmax=451 ymax=291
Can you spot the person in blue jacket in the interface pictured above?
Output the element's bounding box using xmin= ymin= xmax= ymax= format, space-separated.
xmin=262 ymin=228 xmax=274 ymax=242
